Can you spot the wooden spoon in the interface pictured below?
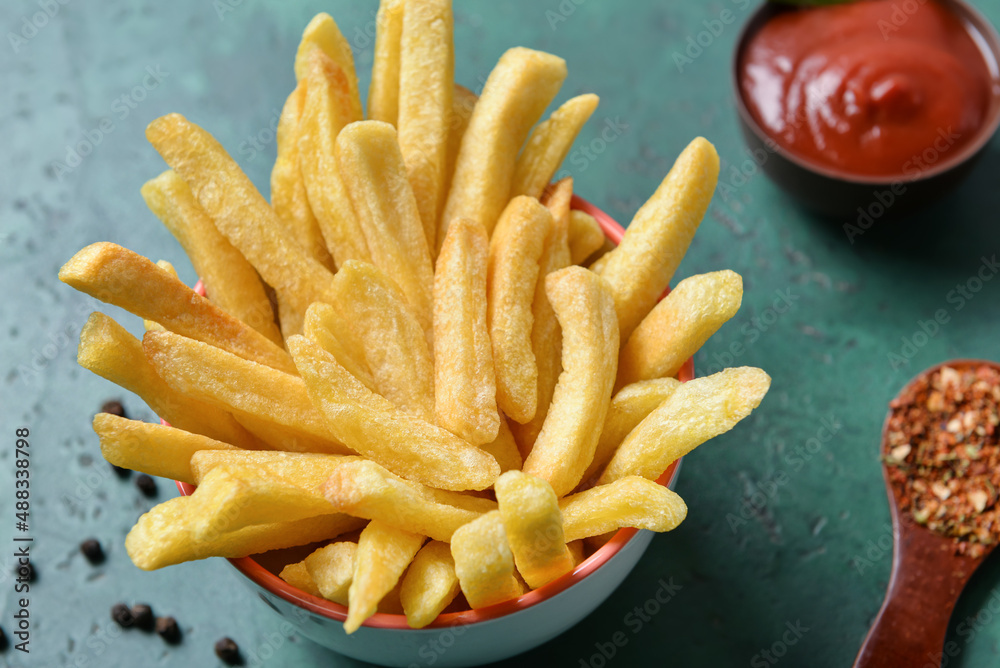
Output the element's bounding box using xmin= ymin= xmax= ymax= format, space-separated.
xmin=853 ymin=359 xmax=1000 ymax=667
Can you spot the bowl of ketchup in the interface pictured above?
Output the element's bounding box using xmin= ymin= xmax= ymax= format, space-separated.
xmin=733 ymin=0 xmax=1000 ymax=220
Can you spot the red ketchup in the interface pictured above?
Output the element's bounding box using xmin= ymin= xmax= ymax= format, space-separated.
xmin=740 ymin=0 xmax=996 ymax=178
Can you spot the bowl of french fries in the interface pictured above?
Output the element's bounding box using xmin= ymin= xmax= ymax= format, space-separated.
xmin=60 ymin=4 xmax=770 ymax=666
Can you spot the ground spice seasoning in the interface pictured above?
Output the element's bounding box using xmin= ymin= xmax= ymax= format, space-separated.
xmin=884 ymin=363 xmax=1000 ymax=558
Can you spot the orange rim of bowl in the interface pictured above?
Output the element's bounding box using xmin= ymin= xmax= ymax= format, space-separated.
xmin=175 ymin=194 xmax=694 ymax=629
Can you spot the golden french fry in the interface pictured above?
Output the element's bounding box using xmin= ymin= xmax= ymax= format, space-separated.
xmin=487 ymin=196 xmax=552 ymax=424
xmin=494 ymin=471 xmax=574 ymax=589
xmin=567 ymin=540 xmax=586 ymax=566
xmin=305 ymin=541 xmax=358 ymax=605
xmin=93 ymin=413 xmax=240 ymax=484
xmin=78 ymin=312 xmax=263 ymax=449
xmin=189 ymin=466 xmax=337 ymax=538
xmin=560 ymin=476 xmax=688 ymax=542
xmin=190 ymin=450 xmax=353 ymax=490
xmin=541 ymin=177 xmax=573 ymax=234
xmin=328 ymin=261 xmax=435 ymax=420
xmin=508 ymin=181 xmax=573 ymax=453
xmin=336 ymin=121 xmax=435 ymax=340
xmin=271 ymin=84 xmax=337 ymax=274
xmin=481 ymin=416 xmax=523 ymax=474
xmin=322 ymin=459 xmax=492 ymax=542
xmin=143 ymin=331 xmax=350 ymax=455
xmin=593 ymin=137 xmax=720 ymax=342
xmin=298 ymin=48 xmax=371 ymax=269
xmin=522 ymin=267 xmax=619 ymax=497
xmin=145 ymin=113 xmax=339 ymax=321
xmin=398 ymin=0 xmax=454 ymax=251
xmin=60 ymin=243 xmax=295 ymax=374
xmin=451 ymin=510 xmax=522 ymax=609
xmin=303 ymin=302 xmax=376 ymax=391
xmin=288 ymin=335 xmax=501 ymax=491
xmin=600 ymin=367 xmax=771 ymax=484
xmin=568 ymin=209 xmax=605 ymax=266
xmin=346 ymin=520 xmax=425 ymax=633
xmin=400 ymin=541 xmax=461 ymax=628
xmin=512 ymin=94 xmax=599 ymax=199
xmin=125 ymin=495 xmax=364 ymax=571
xmin=367 ymin=0 xmax=405 ymax=125
xmin=143 ymin=170 xmax=285 ymax=343
xmin=294 ymin=13 xmax=363 ymax=121
xmin=279 ymin=560 xmax=322 ymax=597
xmin=617 ymin=270 xmax=743 ymax=389
xmin=582 ymin=378 xmax=681 ymax=484
xmin=142 ymin=260 xmax=176 ymax=332
xmin=439 ymin=47 xmax=567 ymax=244
xmin=434 ymin=218 xmax=500 ymax=444
xmin=445 ymin=85 xmax=477 ymax=207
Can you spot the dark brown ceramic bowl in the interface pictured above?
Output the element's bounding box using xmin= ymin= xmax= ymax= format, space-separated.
xmin=732 ymin=0 xmax=1000 ymax=220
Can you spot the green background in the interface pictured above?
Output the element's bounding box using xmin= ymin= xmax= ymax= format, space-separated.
xmin=3 ymin=0 xmax=1000 ymax=666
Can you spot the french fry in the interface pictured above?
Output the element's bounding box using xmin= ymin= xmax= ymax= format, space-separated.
xmin=143 ymin=331 xmax=351 ymax=455
xmin=142 ymin=169 xmax=285 ymax=344
xmin=60 ymin=242 xmax=295 ymax=374
xmin=541 ymin=177 xmax=574 ymax=234
xmin=567 ymin=540 xmax=586 ymax=566
xmin=346 ymin=520 xmax=425 ymax=633
xmin=271 ymin=84 xmax=337 ymax=274
xmin=125 ymin=495 xmax=364 ymax=570
xmin=451 ymin=510 xmax=523 ymax=609
xmin=328 ymin=261 xmax=435 ymax=421
xmin=303 ymin=302 xmax=376 ymax=391
xmin=582 ymin=378 xmax=681 ymax=484
xmin=560 ymin=476 xmax=688 ymax=542
xmin=78 ymin=312 xmax=263 ymax=449
xmin=511 ymin=94 xmax=599 ymax=199
xmin=190 ymin=450 xmax=353 ymax=490
xmin=279 ymin=560 xmax=322 ymax=597
xmin=298 ymin=48 xmax=371 ymax=270
xmin=322 ymin=460 xmax=491 ymax=542
xmin=508 ymin=181 xmax=573 ymax=453
xmin=145 ymin=113 xmax=339 ymax=322
xmin=445 ymin=85 xmax=478 ymax=205
xmin=398 ymin=0 xmax=454 ymax=251
xmin=494 ymin=471 xmax=574 ymax=589
xmin=522 ymin=267 xmax=619 ymax=497
xmin=336 ymin=121 xmax=435 ymax=340
xmin=93 ymin=413 xmax=239 ymax=484
xmin=189 ymin=466 xmax=337 ymax=538
xmin=481 ymin=416 xmax=523 ymax=474
xmin=439 ymin=47 xmax=567 ymax=245
xmin=568 ymin=209 xmax=605 ymax=266
xmin=288 ymin=335 xmax=501 ymax=491
xmin=142 ymin=260 xmax=176 ymax=332
xmin=592 ymin=137 xmax=720 ymax=342
xmin=367 ymin=0 xmax=405 ymax=125
xmin=400 ymin=541 xmax=461 ymax=628
xmin=600 ymin=367 xmax=771 ymax=484
xmin=487 ymin=196 xmax=552 ymax=424
xmin=294 ymin=13 xmax=363 ymax=121
xmin=617 ymin=270 xmax=743 ymax=389
xmin=305 ymin=541 xmax=358 ymax=605
xmin=434 ymin=219 xmax=499 ymax=444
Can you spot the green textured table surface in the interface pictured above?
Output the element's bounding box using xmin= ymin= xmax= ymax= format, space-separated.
xmin=3 ymin=0 xmax=1000 ymax=666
